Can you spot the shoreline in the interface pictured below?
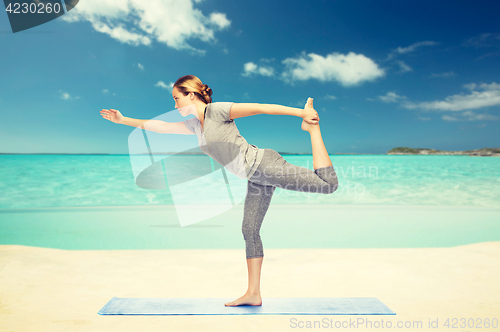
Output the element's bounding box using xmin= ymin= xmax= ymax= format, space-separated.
xmin=2 ymin=204 xmax=499 ymax=250
xmin=387 ymin=147 xmax=500 ymax=156
xmin=2 ymin=150 xmax=500 ymax=156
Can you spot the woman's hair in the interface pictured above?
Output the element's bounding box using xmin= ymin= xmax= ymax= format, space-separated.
xmin=173 ymin=75 xmax=213 ymax=104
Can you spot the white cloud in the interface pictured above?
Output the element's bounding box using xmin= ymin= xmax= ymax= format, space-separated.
xmin=91 ymin=21 xmax=151 ymax=46
xmin=323 ymin=94 xmax=336 ymax=100
xmin=155 ymin=81 xmax=174 ymax=91
xmin=387 ymin=41 xmax=439 ymax=59
xmin=442 ymin=115 xmax=459 ymax=121
xmin=463 ymin=33 xmax=500 ymax=48
xmin=462 ymin=111 xmax=498 ymax=121
xmin=378 ymin=91 xmax=406 ymax=103
xmin=259 ymin=58 xmax=275 ymax=63
xmin=242 ymin=62 xmax=275 ymax=77
xmin=102 ymin=89 xmax=116 ymax=96
xmin=404 ymin=82 xmax=500 ymax=111
xmin=209 ymin=12 xmax=231 ymax=29
xmin=61 ymin=0 xmax=231 ymax=54
xmin=396 ymin=41 xmax=439 ymax=54
xmin=137 ymin=63 xmax=144 ymax=70
xmin=442 ymin=111 xmax=498 ymax=122
xmin=463 ymin=83 xmax=477 ymax=90
xmin=418 ymin=116 xmax=431 ymax=121
xmin=289 ymin=100 xmax=307 ymax=107
xmin=58 ymin=90 xmax=79 ymax=100
xmin=375 ymin=84 xmax=500 ymax=122
xmin=281 ymin=51 xmax=384 ymax=86
xmin=429 ymin=71 xmax=456 ymax=78
xmin=462 ymin=33 xmax=500 ymax=60
xmin=397 ymin=60 xmax=412 ymax=73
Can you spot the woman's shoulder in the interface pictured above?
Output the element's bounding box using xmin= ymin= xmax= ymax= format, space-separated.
xmin=207 ymin=102 xmax=234 ymax=122
xmin=208 ymin=101 xmax=234 ymax=108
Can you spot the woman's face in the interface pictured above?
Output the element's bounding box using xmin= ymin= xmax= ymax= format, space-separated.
xmin=172 ymin=86 xmax=194 ymax=115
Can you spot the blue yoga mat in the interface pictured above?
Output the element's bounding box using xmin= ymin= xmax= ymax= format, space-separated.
xmin=98 ymin=297 xmax=395 ymax=315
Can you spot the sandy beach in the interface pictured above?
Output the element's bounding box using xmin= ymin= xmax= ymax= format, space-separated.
xmin=1 ymin=242 xmax=499 ymax=331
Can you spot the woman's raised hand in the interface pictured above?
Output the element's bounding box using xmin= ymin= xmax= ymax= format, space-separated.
xmin=302 ymin=97 xmax=319 ymax=124
xmin=100 ymin=109 xmax=124 ymax=124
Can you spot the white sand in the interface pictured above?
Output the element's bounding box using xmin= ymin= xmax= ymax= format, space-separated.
xmin=1 ymin=243 xmax=499 ymax=331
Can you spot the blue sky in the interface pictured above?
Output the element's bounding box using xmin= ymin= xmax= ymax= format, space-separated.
xmin=1 ymin=0 xmax=499 ymax=154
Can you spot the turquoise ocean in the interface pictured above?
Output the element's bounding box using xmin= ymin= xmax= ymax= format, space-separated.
xmin=1 ymin=154 xmax=499 ymax=250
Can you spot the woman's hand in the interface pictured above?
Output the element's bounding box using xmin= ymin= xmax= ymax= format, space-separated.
xmin=302 ymin=97 xmax=319 ymax=124
xmin=100 ymin=109 xmax=124 ymax=124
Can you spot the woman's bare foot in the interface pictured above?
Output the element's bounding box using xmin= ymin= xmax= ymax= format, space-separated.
xmin=301 ymin=119 xmax=320 ymax=133
xmin=301 ymin=97 xmax=320 ymax=132
xmin=224 ymin=292 xmax=262 ymax=307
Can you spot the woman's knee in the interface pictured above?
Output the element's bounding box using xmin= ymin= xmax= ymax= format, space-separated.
xmin=326 ymin=174 xmax=339 ymax=194
xmin=326 ymin=181 xmax=339 ymax=194
xmin=315 ymin=166 xmax=339 ymax=194
xmin=242 ymin=224 xmax=259 ymax=240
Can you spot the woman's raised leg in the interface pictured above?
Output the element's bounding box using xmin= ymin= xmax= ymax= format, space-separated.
xmin=301 ymin=97 xmax=333 ymax=170
xmin=302 ymin=120 xmax=333 ymax=170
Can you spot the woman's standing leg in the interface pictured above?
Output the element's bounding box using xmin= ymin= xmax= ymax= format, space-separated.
xmin=225 ymin=181 xmax=275 ymax=307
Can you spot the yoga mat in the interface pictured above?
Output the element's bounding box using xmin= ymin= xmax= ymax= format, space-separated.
xmin=98 ymin=297 xmax=395 ymax=315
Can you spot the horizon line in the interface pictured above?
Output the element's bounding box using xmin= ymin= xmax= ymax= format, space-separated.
xmin=0 ymin=152 xmax=382 ymax=155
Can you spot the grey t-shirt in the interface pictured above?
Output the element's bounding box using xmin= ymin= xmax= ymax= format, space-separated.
xmin=183 ymin=102 xmax=265 ymax=180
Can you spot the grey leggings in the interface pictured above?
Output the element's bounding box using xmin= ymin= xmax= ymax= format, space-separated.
xmin=242 ymin=148 xmax=339 ymax=259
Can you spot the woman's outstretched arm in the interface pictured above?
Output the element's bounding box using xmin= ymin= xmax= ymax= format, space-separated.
xmin=230 ymin=99 xmax=319 ymax=124
xmin=100 ymin=109 xmax=194 ymax=134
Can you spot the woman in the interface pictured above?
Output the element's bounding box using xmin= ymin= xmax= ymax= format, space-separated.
xmin=100 ymin=75 xmax=338 ymax=307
